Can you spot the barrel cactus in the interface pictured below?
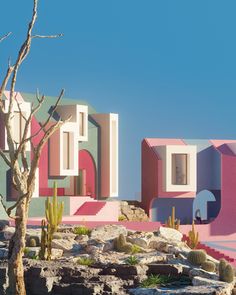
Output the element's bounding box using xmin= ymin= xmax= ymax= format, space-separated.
xmin=219 ymin=259 xmax=234 ymax=283
xmin=187 ymin=250 xmax=207 ymax=266
xmin=201 ymin=261 xmax=216 ymax=272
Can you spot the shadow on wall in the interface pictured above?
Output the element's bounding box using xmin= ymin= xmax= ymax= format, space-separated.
xmin=150 ymin=198 xmax=194 ymax=224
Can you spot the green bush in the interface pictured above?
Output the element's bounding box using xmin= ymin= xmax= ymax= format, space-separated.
xmin=118 ymin=215 xmax=126 ymax=221
xmin=125 ymin=256 xmax=139 ymax=265
xmin=140 ymin=274 xmax=173 ymax=288
xmin=77 ymin=257 xmax=95 ymax=266
xmin=131 ymin=244 xmax=142 ymax=254
xmin=73 ymin=226 xmax=91 ymax=236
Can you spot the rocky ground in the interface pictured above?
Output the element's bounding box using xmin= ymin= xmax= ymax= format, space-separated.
xmin=0 ymin=220 xmax=236 ymax=295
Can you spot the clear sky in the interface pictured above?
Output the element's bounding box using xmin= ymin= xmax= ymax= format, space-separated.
xmin=1 ymin=1 xmax=236 ymax=200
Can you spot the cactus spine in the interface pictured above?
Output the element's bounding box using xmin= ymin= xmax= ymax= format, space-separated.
xmin=165 ymin=207 xmax=180 ymax=230
xmin=187 ymin=250 xmax=207 ymax=266
xmin=188 ymin=220 xmax=199 ymax=249
xmin=219 ymin=259 xmax=234 ymax=283
xmin=45 ymin=182 xmax=64 ymax=260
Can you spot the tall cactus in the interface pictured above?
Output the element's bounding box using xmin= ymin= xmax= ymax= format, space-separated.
xmin=45 ymin=182 xmax=64 ymax=260
xmin=39 ymin=219 xmax=48 ymax=260
xmin=165 ymin=207 xmax=180 ymax=230
xmin=188 ymin=220 xmax=199 ymax=249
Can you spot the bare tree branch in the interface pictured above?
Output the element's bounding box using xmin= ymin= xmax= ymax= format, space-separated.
xmin=0 ymin=194 xmax=20 ymax=220
xmin=32 ymin=33 xmax=63 ymax=39
xmin=0 ymin=148 xmax=12 ymax=167
xmin=0 ymin=32 xmax=12 ymax=43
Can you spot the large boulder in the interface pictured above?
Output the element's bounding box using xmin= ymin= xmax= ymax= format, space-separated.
xmin=3 ymin=227 xmax=15 ymax=240
xmin=127 ymin=232 xmax=155 ymax=249
xmin=120 ymin=202 xmax=149 ymax=222
xmin=0 ymin=220 xmax=9 ymax=232
xmin=90 ymin=225 xmax=127 ymax=241
xmin=158 ymin=226 xmax=183 ymax=242
xmin=51 ymin=239 xmax=80 ymax=252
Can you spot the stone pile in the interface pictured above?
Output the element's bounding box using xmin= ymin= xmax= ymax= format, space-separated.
xmin=0 ymin=221 xmax=235 ymax=295
xmin=119 ymin=202 xmax=149 ymax=222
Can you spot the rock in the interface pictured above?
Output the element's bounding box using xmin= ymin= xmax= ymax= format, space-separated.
xmin=120 ymin=201 xmax=149 ymax=221
xmin=189 ymin=268 xmax=219 ymax=280
xmin=75 ymin=234 xmax=89 ymax=243
xmin=0 ymin=242 xmax=6 ymax=248
xmin=127 ymin=232 xmax=155 ymax=248
xmin=192 ymin=276 xmax=234 ymax=294
xmin=90 ymin=224 xmax=128 ymax=241
xmin=0 ymin=220 xmax=9 ymax=231
xmin=158 ymin=226 xmax=183 ymax=242
xmin=149 ymin=239 xmax=170 ymax=252
xmin=51 ymin=239 xmax=77 ymax=252
xmin=147 ymin=264 xmax=183 ymax=276
xmin=25 ymin=247 xmax=63 ymax=260
xmin=3 ymin=227 xmax=15 ymax=240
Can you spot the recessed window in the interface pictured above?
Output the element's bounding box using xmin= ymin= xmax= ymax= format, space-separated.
xmin=79 ymin=112 xmax=84 ymax=137
xmin=63 ymin=131 xmax=74 ymax=170
xmin=172 ymin=154 xmax=188 ymax=185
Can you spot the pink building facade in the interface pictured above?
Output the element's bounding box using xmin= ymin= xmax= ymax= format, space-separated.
xmin=141 ymin=138 xmax=236 ymax=238
xmin=0 ymin=91 xmax=120 ymax=222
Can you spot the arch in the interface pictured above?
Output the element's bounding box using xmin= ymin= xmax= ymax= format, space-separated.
xmin=78 ymin=149 xmax=97 ymax=198
xmin=193 ymin=190 xmax=217 ymax=222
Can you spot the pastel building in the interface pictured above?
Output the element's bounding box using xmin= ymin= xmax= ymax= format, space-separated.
xmin=0 ymin=91 xmax=119 ymax=221
xmin=141 ymin=138 xmax=236 ymax=236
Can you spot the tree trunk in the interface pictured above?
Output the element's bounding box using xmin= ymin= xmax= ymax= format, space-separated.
xmin=7 ymin=200 xmax=28 ymax=295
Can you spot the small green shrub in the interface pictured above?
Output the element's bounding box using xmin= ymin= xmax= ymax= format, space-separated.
xmin=140 ymin=274 xmax=173 ymax=288
xmin=77 ymin=257 xmax=95 ymax=266
xmin=24 ymin=247 xmax=30 ymax=256
xmin=125 ymin=256 xmax=139 ymax=265
xmin=201 ymin=261 xmax=216 ymax=272
xmin=118 ymin=215 xmax=126 ymax=221
xmin=131 ymin=244 xmax=142 ymax=254
xmin=74 ymin=226 xmax=91 ymax=236
xmin=187 ymin=250 xmax=207 ymax=266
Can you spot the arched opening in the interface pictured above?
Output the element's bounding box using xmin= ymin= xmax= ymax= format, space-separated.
xmin=74 ymin=149 xmax=96 ymax=198
xmin=193 ymin=190 xmax=220 ymax=224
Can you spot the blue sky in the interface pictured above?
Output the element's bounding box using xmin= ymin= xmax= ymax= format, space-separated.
xmin=1 ymin=1 xmax=236 ymax=199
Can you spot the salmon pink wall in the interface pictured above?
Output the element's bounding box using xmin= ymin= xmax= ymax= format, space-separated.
xmin=79 ymin=149 xmax=96 ymax=198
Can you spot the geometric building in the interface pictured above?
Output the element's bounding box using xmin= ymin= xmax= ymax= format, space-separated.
xmin=0 ymin=91 xmax=119 ymax=221
xmin=141 ymin=138 xmax=236 ymax=236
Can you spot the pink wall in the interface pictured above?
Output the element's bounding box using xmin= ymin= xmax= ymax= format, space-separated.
xmin=79 ymin=149 xmax=96 ymax=198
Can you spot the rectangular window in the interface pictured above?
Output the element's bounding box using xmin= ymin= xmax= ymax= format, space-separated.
xmin=172 ymin=154 xmax=188 ymax=185
xmin=79 ymin=112 xmax=84 ymax=137
xmin=63 ymin=132 xmax=70 ymax=170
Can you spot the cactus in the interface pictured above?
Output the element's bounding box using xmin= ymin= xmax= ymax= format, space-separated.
xmin=39 ymin=219 xmax=48 ymax=260
xmin=187 ymin=220 xmax=199 ymax=249
xmin=114 ymin=234 xmax=133 ymax=254
xmin=219 ymin=259 xmax=234 ymax=283
xmin=187 ymin=250 xmax=207 ymax=266
xmin=29 ymin=238 xmax=37 ymax=247
xmin=45 ymin=182 xmax=64 ymax=260
xmin=165 ymin=207 xmax=180 ymax=230
xmin=201 ymin=261 xmax=216 ymax=272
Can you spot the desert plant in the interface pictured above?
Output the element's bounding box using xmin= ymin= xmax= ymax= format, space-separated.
xmin=165 ymin=207 xmax=180 ymax=230
xmin=73 ymin=226 xmax=91 ymax=236
xmin=39 ymin=219 xmax=48 ymax=260
xmin=219 ymin=259 xmax=234 ymax=283
xmin=140 ymin=274 xmax=173 ymax=288
xmin=187 ymin=250 xmax=207 ymax=266
xmin=201 ymin=261 xmax=216 ymax=272
xmin=125 ymin=256 xmax=139 ymax=265
xmin=114 ymin=233 xmax=133 ymax=254
xmin=45 ymin=182 xmax=64 ymax=260
xmin=29 ymin=238 xmax=37 ymax=247
xmin=24 ymin=248 xmax=30 ymax=256
xmin=77 ymin=257 xmax=95 ymax=266
xmin=131 ymin=244 xmax=142 ymax=254
xmin=118 ymin=215 xmax=126 ymax=221
xmin=187 ymin=220 xmax=199 ymax=249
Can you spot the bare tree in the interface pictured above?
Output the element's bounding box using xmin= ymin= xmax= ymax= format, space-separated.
xmin=0 ymin=1 xmax=69 ymax=294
